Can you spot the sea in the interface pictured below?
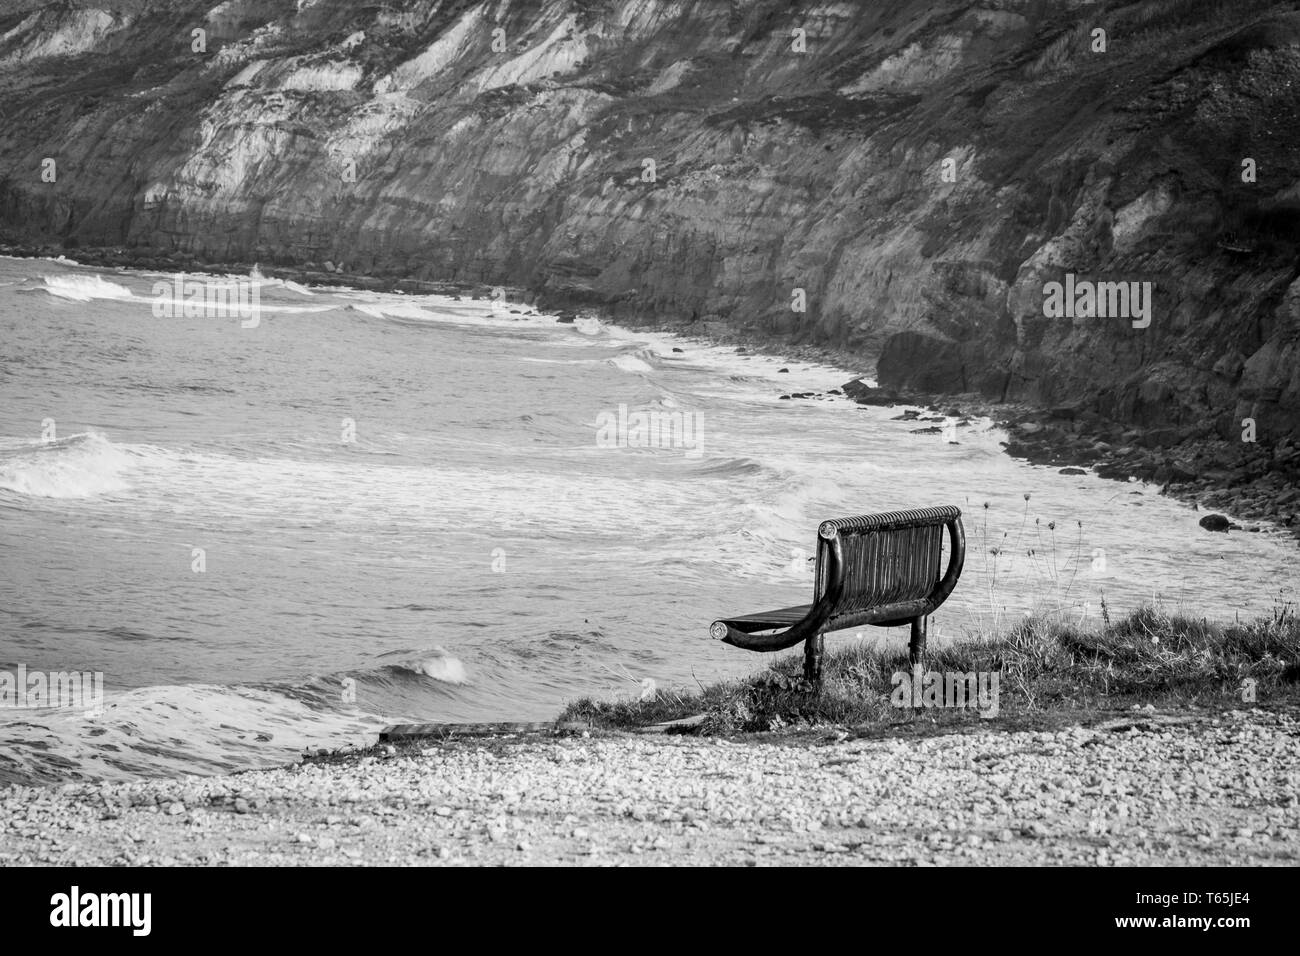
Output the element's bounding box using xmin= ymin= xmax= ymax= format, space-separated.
xmin=1 ymin=256 xmax=1296 ymax=784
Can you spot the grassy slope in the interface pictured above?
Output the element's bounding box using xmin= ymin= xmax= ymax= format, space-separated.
xmin=560 ymin=606 xmax=1300 ymax=734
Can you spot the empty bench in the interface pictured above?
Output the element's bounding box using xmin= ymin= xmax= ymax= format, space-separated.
xmin=709 ymin=506 xmax=965 ymax=683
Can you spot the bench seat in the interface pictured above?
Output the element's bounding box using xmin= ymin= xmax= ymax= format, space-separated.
xmin=715 ymin=605 xmax=812 ymax=632
xmin=713 ymin=599 xmax=936 ymax=641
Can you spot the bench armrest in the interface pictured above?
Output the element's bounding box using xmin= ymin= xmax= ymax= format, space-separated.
xmin=710 ymin=534 xmax=845 ymax=652
xmin=931 ymin=514 xmax=966 ymax=607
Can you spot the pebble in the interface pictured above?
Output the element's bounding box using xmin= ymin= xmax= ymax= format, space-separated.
xmin=1 ymin=711 xmax=1295 ymax=865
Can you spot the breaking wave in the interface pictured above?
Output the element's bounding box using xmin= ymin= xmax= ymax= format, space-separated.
xmin=0 ymin=432 xmax=151 ymax=498
xmin=42 ymin=274 xmax=135 ymax=302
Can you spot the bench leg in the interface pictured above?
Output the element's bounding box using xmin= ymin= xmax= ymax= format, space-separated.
xmin=803 ymin=632 xmax=824 ymax=686
xmin=909 ymin=615 xmax=928 ymax=665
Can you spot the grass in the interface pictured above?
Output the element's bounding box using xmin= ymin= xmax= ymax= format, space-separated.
xmin=559 ymin=605 xmax=1300 ymax=735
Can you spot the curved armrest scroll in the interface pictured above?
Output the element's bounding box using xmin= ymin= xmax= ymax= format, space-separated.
xmin=710 ymin=535 xmax=845 ymax=652
xmin=927 ymin=516 xmax=965 ymax=609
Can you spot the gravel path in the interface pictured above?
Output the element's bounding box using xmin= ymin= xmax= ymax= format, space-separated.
xmin=2 ymin=709 xmax=1297 ymax=866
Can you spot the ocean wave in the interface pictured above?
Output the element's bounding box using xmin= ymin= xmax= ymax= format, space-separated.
xmin=42 ymin=273 xmax=135 ymax=302
xmin=40 ymin=272 xmax=335 ymax=315
xmin=608 ymin=352 xmax=656 ymax=374
xmin=0 ymin=645 xmax=476 ymax=785
xmin=0 ymin=432 xmax=144 ymax=498
xmin=690 ymin=456 xmax=768 ymax=477
xmin=401 ymin=652 xmax=469 ymax=685
xmin=348 ymin=296 xmax=563 ymax=330
xmin=325 ymin=649 xmax=472 ymax=688
xmin=0 ymin=683 xmax=382 ymax=786
xmin=352 ymin=301 xmax=437 ymax=321
xmin=518 ymin=356 xmax=599 ymax=365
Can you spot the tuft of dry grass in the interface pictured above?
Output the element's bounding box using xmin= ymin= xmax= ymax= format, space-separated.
xmin=559 ymin=606 xmax=1300 ymax=734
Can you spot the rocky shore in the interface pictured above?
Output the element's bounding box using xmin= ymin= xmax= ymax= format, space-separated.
xmin=1 ymin=708 xmax=1295 ymax=866
xmin=842 ymin=379 xmax=1300 ymax=543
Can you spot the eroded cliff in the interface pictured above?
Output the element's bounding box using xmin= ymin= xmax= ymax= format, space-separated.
xmin=2 ymin=0 xmax=1298 ymax=446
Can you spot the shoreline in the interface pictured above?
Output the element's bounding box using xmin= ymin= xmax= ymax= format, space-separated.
xmin=1 ymin=706 xmax=1295 ymax=866
xmin=5 ymin=251 xmax=1299 ymax=799
xmin=9 ymin=246 xmax=1297 ymax=541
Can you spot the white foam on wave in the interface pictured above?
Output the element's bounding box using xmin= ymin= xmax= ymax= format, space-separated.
xmin=0 ymin=432 xmax=154 ymax=498
xmin=702 ymin=469 xmax=852 ymax=583
xmin=0 ymin=684 xmax=381 ymax=785
xmin=609 ymin=353 xmax=655 ymax=373
xmin=40 ymin=272 xmax=334 ymax=315
xmin=345 ymin=292 xmax=561 ymax=330
xmin=42 ymin=273 xmax=135 ymax=302
xmin=602 ymin=324 xmax=857 ymax=397
xmin=410 ymin=651 xmax=468 ymax=685
xmin=353 ymin=301 xmax=436 ymax=320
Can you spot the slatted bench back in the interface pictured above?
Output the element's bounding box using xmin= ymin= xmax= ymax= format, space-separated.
xmin=814 ymin=506 xmax=960 ymax=622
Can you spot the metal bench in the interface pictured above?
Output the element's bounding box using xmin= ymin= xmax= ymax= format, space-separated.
xmin=709 ymin=506 xmax=966 ymax=683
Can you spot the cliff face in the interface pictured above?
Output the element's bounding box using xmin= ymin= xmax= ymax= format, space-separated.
xmin=3 ymin=0 xmax=1299 ymax=443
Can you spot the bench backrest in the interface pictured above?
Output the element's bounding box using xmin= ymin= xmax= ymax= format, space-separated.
xmin=813 ymin=506 xmax=964 ymax=623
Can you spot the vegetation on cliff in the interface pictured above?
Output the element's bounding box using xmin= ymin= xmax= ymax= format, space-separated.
xmin=1 ymin=0 xmax=1298 ymax=450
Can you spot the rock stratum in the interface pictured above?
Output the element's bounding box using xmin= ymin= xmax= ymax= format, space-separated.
xmin=2 ymin=0 xmax=1299 ymax=446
